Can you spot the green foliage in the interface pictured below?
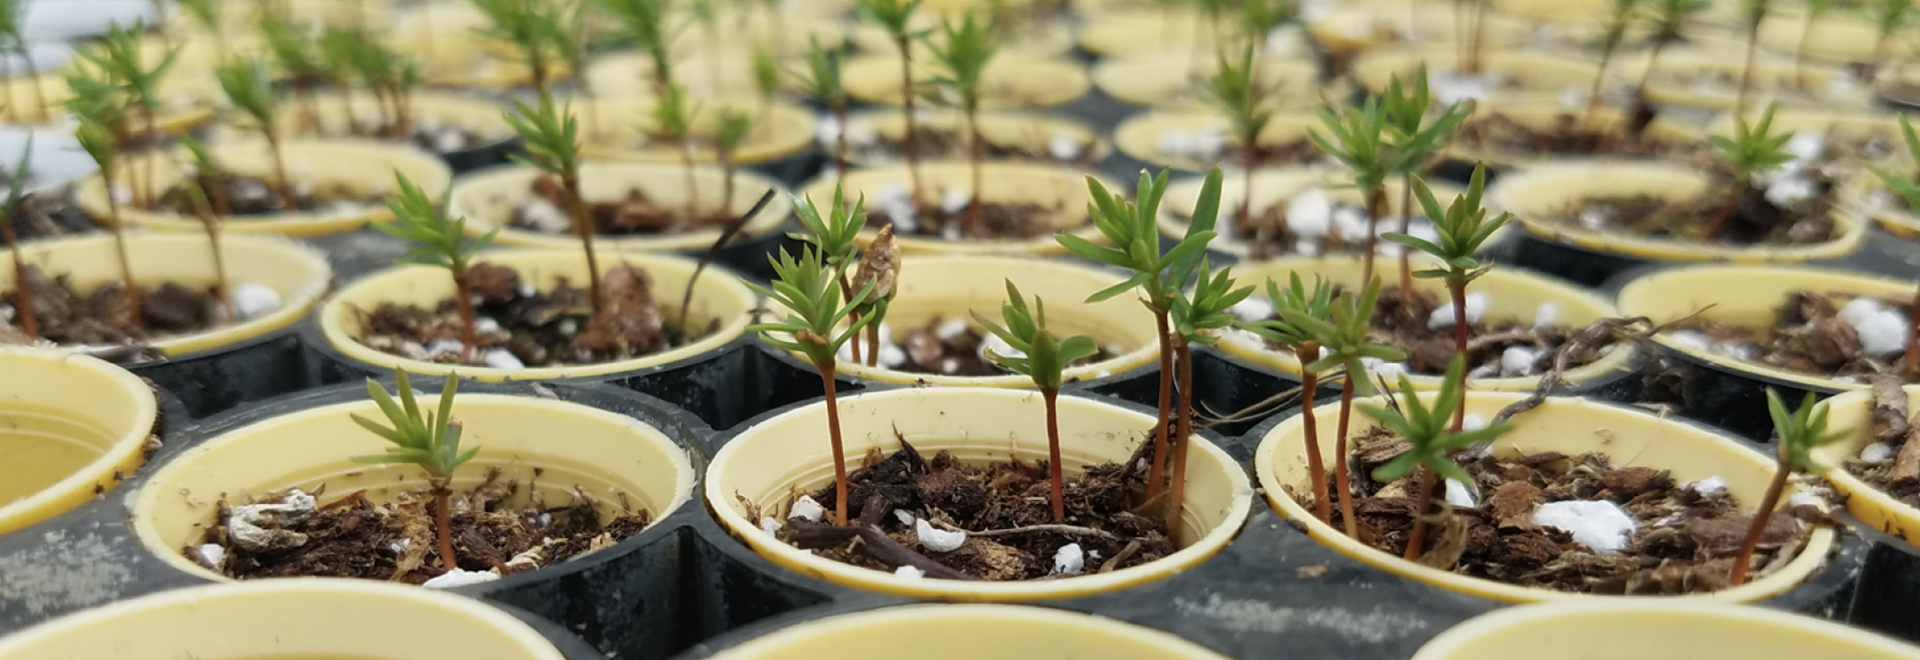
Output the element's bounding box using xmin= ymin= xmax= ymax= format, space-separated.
xmin=1643 ymin=0 xmax=1711 ymax=41
xmin=376 ymin=172 xmax=495 ymax=273
xmin=1385 ymin=166 xmax=1509 ymax=288
xmin=790 ymin=184 xmax=866 ymax=266
xmin=857 ymin=0 xmax=923 ymax=40
xmin=1876 ymin=0 xmax=1914 ymax=39
xmin=471 ymin=0 xmax=568 ymax=77
xmin=599 ymin=0 xmax=675 ymax=82
xmin=752 ymin=47 xmax=781 ymax=99
xmin=1380 ymin=68 xmax=1473 ymax=173
xmin=1172 ymin=260 xmax=1254 ymax=345
xmin=323 ymin=30 xmax=418 ymax=93
xmin=746 ymin=247 xmax=878 ymax=365
xmin=0 ymin=0 xmax=30 ymax=49
xmin=1739 ymin=0 xmax=1772 ymax=26
xmin=350 ymin=371 xmax=480 ymax=479
xmin=652 ymin=82 xmax=696 ymax=140
xmin=1278 ymin=276 xmax=1408 ymax=394
xmin=973 ymin=281 xmax=1100 ymax=391
xmin=791 ymin=37 xmax=846 ymax=106
xmin=504 ymin=96 xmax=582 ymax=179
xmin=260 ymin=14 xmax=326 ymax=82
xmin=1310 ymin=99 xmax=1395 ymax=193
xmin=1765 ymin=389 xmax=1849 ymax=474
xmin=1709 ymin=102 xmax=1795 ymax=184
xmin=1239 ymin=271 xmax=1335 ymax=350
xmin=1056 ymin=168 xmax=1221 ymax=309
xmin=77 ymin=23 xmax=178 ymax=113
xmin=179 ymin=0 xmax=222 ymax=34
xmin=216 ymin=58 xmax=279 ymax=131
xmin=1363 ymin=356 xmax=1513 ymax=483
xmin=67 ymin=68 xmax=126 ymax=166
xmin=716 ymin=109 xmax=754 ymax=153
xmin=1197 ymin=46 xmax=1280 ymax=149
xmin=1 ymin=135 xmax=30 ymax=219
xmin=1869 ymin=115 xmax=1920 ymax=211
xmin=1602 ymin=0 xmax=1642 ymax=40
xmin=1237 ymin=0 xmax=1292 ymax=42
xmin=926 ymin=15 xmax=998 ymax=109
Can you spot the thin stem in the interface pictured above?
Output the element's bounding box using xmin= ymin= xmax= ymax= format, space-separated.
xmin=839 ymin=272 xmax=863 ymax=364
xmin=1297 ymin=346 xmax=1329 ymax=523
xmin=820 ymin=362 xmax=852 ymax=526
xmin=965 ymin=102 xmax=983 ymax=236
xmin=1334 ymin=375 xmax=1359 ymax=539
xmin=1736 ymin=21 xmax=1760 ymax=114
xmin=1239 ymin=142 xmax=1256 ymax=238
xmin=896 ymin=38 xmax=925 ymax=205
xmin=865 ymin=321 xmax=880 ymax=367
xmin=1044 ymin=388 xmax=1065 ymax=523
xmin=1586 ymin=35 xmax=1618 ymax=123
xmin=139 ymin=104 xmax=159 ymax=210
xmin=831 ymin=102 xmax=849 ymax=183
xmin=185 ymin=183 xmax=233 ymax=322
xmin=264 ymin=132 xmax=301 ymax=211
xmin=21 ymin=51 xmax=45 ymax=123
xmin=721 ymin=155 xmax=737 ymax=225
xmin=562 ymin=172 xmax=605 ymax=317
xmin=1450 ymin=281 xmax=1469 ymax=432
xmin=1397 ymin=176 xmax=1414 ymax=293
xmin=1165 ymin=341 xmax=1196 ymax=532
xmin=433 ymin=482 xmax=458 ymax=570
xmin=3 ymin=220 xmax=36 ymax=338
xmin=680 ymin=140 xmax=699 ymax=229
xmin=454 ymin=270 xmax=477 ymax=363
xmin=1403 ymin=467 xmax=1438 ymax=559
xmin=1728 ymin=460 xmax=1790 ymax=586
xmin=1145 ymin=308 xmax=1175 ymax=497
xmin=100 ymin=165 xmax=143 ymax=331
xmin=1361 ymin=185 xmax=1386 ymax=287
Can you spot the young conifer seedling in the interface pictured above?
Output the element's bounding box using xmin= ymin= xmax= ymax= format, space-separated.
xmin=351 ymin=371 xmax=480 ymax=572
xmin=1279 ymin=277 xmax=1408 ymax=538
xmin=179 ymin=0 xmax=225 ymax=61
xmin=74 ymin=102 xmax=143 ymax=331
xmin=927 ymin=14 xmax=998 ymax=236
xmin=716 ymin=109 xmax=755 ymax=224
xmin=1635 ymin=0 xmax=1711 ymax=104
xmin=1868 ymin=0 xmax=1914 ymax=83
xmin=1361 ymin=355 xmax=1513 ymax=564
xmin=1792 ymin=0 xmax=1828 ymax=90
xmin=791 ymin=185 xmax=869 ymax=364
xmin=0 ymin=0 xmax=46 ymax=123
xmin=1379 ymin=67 xmax=1473 ymax=293
xmin=752 ymin=47 xmax=781 ymax=115
xmin=652 ymin=82 xmax=702 ymax=229
xmin=1866 ymin=114 xmax=1920 ymax=377
xmin=1729 ymin=389 xmax=1846 ymax=586
xmin=1311 ymin=99 xmax=1400 ymax=283
xmin=506 ymin=96 xmax=602 ymax=316
xmin=1 ymin=142 xmax=35 ymax=337
xmin=1058 ymin=168 xmax=1221 ymax=507
xmin=975 ymin=281 xmax=1100 ymax=523
xmin=1588 ymin=0 xmax=1641 ymax=118
xmin=1196 ymin=45 xmax=1280 ymax=235
xmin=217 ymin=58 xmax=300 ymax=211
xmin=793 ymin=38 xmax=850 ymax=181
xmin=557 ymin=2 xmax=601 ymax=135
xmin=857 ymin=0 xmax=927 ymax=204
xmin=80 ymin=23 xmax=177 ymax=209
xmin=1703 ymin=102 xmax=1795 ymax=240
xmin=1239 ymin=273 xmax=1336 ymax=523
xmin=600 ymin=0 xmax=675 ymax=96
xmin=472 ymin=0 xmax=566 ymax=104
xmin=378 ymin=172 xmax=498 ymax=363
xmin=1164 ymin=256 xmax=1254 ymax=528
xmin=748 ymin=246 xmax=879 ymax=526
xmin=177 ymin=136 xmax=233 ymax=321
xmin=260 ymin=13 xmax=327 ymax=131
xmin=1735 ymin=0 xmax=1776 ymax=112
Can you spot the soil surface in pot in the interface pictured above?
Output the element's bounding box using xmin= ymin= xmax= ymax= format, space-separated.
xmin=1548 ymin=181 xmax=1839 ymax=247
xmin=1454 ymin=112 xmax=1712 ymax=162
xmin=357 ymin=261 xmax=717 ymax=368
xmin=1154 ymin=132 xmax=1321 ymax=169
xmin=156 ymin=173 xmax=387 ymax=217
xmin=1668 ymin=289 xmax=1914 ymax=383
xmin=196 ymin=468 xmax=651 ymax=582
xmin=510 ymin=178 xmax=739 ymax=236
xmin=294 ymin=114 xmax=497 ymax=155
xmin=1305 ymin=431 xmax=1822 ymax=594
xmin=852 ymin=315 xmax=1119 ymax=377
xmin=1846 ymin=378 xmax=1920 ymax=508
xmin=761 ymin=440 xmax=1175 ymax=581
xmin=1254 ymin=286 xmax=1617 ymax=381
xmin=855 ymin=125 xmax=1099 ymax=168
xmin=1177 ymin=187 xmax=1429 ymax=259
xmin=866 ymin=195 xmax=1063 ymax=241
xmin=2 ymin=264 xmax=226 ymax=345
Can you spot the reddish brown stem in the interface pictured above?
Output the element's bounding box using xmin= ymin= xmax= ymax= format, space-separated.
xmin=1296 ymin=345 xmax=1329 ymax=524
xmin=1165 ymin=341 xmax=1196 ymax=532
xmin=264 ymin=133 xmax=301 ymax=212
xmin=1361 ymin=186 xmax=1386 ymax=286
xmin=1702 ymin=190 xmax=1741 ymax=241
xmin=1450 ymin=282 xmax=1469 ymax=432
xmin=454 ymin=271 xmax=477 ymax=363
xmin=865 ymin=322 xmax=881 ymax=368
xmin=1404 ymin=467 xmax=1437 ymax=560
xmin=1145 ymin=309 xmax=1175 ymax=497
xmin=965 ymin=103 xmax=983 ymax=237
xmin=831 ymin=102 xmax=849 ymax=182
xmin=3 ymin=221 xmax=36 ymax=338
xmin=100 ymin=166 xmax=142 ymax=331
xmin=562 ymin=173 xmax=604 ymax=317
xmin=1043 ymin=388 xmax=1065 ymax=523
xmin=895 ymin=38 xmax=925 ymax=205
xmin=1238 ymin=142 xmax=1257 ymax=237
xmin=433 ymin=484 xmax=457 ymax=569
xmin=820 ymin=362 xmax=852 ymax=526
xmin=139 ymin=104 xmax=160 ymax=210
xmin=1398 ymin=176 xmax=1415 ymax=294
xmin=1334 ymin=376 xmax=1359 ymax=539
xmin=1728 ymin=459 xmax=1791 ymax=586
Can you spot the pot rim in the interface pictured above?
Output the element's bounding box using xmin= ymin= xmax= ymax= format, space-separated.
xmin=446 ymin=161 xmax=796 ymax=252
xmin=800 ymin=160 xmax=1113 ymax=255
xmin=1410 ymin=599 xmax=1920 ymax=660
xmin=838 ymin=108 xmax=1112 ymax=168
xmin=1812 ymin=386 xmax=1920 ymax=545
xmin=705 ymin=603 xmax=1237 ymax=660
xmin=0 ymin=348 xmax=158 ymax=537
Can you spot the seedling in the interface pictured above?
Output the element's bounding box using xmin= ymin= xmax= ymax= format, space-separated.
xmin=1703 ymin=102 xmax=1795 ymax=240
xmin=378 ymin=173 xmax=497 ymax=363
xmin=790 ymin=184 xmax=872 ymax=364
xmin=351 ymin=371 xmax=481 ymax=572
xmin=1 ymin=141 xmax=35 ymax=337
xmin=975 ymin=281 xmax=1101 ymax=522
xmin=555 ymin=1 xmax=599 ymax=135
xmin=1235 ymin=0 xmax=1291 ymax=55
xmin=652 ymin=82 xmax=701 ymax=228
xmin=599 ymin=0 xmax=675 ymax=96
xmin=1240 ymin=273 xmax=1336 ymax=523
xmin=1868 ymin=0 xmax=1914 ymax=82
xmin=0 ymin=0 xmax=46 ymax=122
xmin=78 ymin=23 xmax=177 ymax=210
xmin=752 ymin=47 xmax=781 ymax=114
xmin=327 ymin=32 xmax=421 ymax=138
xmin=1377 ymin=67 xmax=1472 ymax=293
xmin=260 ymin=13 xmax=327 ymax=131
xmin=1588 ymin=0 xmax=1641 ymax=119
xmin=1057 ymin=167 xmax=1225 ymax=526
xmin=1361 ymin=356 xmax=1512 ymax=562
xmin=1634 ymin=0 xmax=1712 ymax=103
xmin=1196 ymin=45 xmax=1280 ymax=237
xmin=176 ymin=136 xmax=233 ymax=321
xmin=1866 ymin=115 xmax=1920 ymax=376
xmin=1312 ymin=94 xmax=1461 ymax=284
xmin=1164 ymin=257 xmax=1254 ymax=529
xmin=1793 ymin=0 xmax=1828 ymax=90
xmin=505 ymin=96 xmax=602 ymax=316
xmin=1728 ymin=390 xmax=1846 ymax=586
xmin=1735 ymin=0 xmax=1775 ymax=112
xmin=857 ymin=0 xmax=927 ymax=204
xmin=716 ymin=109 xmax=754 ymax=222
xmin=69 ymin=72 xmax=142 ymax=331
xmin=1279 ymin=277 xmax=1408 ymax=538
xmin=179 ymin=0 xmax=225 ymax=62
xmin=792 ymin=38 xmax=849 ymax=180
xmin=471 ymin=0 xmax=567 ymax=103
xmin=217 ymin=58 xmax=300 ymax=211
xmin=747 ymin=246 xmax=879 ymax=526
xmin=926 ymin=14 xmax=998 ymax=236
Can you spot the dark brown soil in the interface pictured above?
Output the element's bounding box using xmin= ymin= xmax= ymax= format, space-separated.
xmin=357 ymin=261 xmax=715 ymax=367
xmin=1846 ymin=377 xmax=1920 ymax=508
xmin=1553 ymin=184 xmax=1839 ymax=247
xmin=156 ymin=173 xmax=385 ymax=217
xmin=767 ymin=440 xmax=1174 ymax=581
xmin=201 ymin=468 xmax=651 ymax=582
xmin=1454 ymin=112 xmax=1713 ymax=162
xmin=1303 ymin=431 xmax=1821 ymax=594
xmin=885 ymin=315 xmax=1117 ymax=377
xmin=1674 ymin=290 xmax=1913 ymax=382
xmin=2 ymin=264 xmax=222 ymax=345
xmin=511 ymin=179 xmax=738 ymax=236
xmin=865 ymin=125 xmax=1099 ymax=167
xmin=1265 ymin=286 xmax=1611 ymax=379
xmin=869 ymin=200 xmax=1061 ymax=241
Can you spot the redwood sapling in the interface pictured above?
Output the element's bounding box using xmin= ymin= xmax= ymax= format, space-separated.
xmin=857 ymin=0 xmax=927 ymax=204
xmin=472 ymin=0 xmax=567 ymax=104
xmin=1734 ymin=0 xmax=1775 ymax=113
xmin=652 ymin=82 xmax=701 ymax=229
xmin=926 ymin=14 xmax=998 ymax=237
xmin=70 ymin=76 xmax=143 ymax=331
xmin=1379 ymin=67 xmax=1473 ymax=293
xmin=1279 ymin=277 xmax=1408 ymax=538
xmin=1238 ymin=272 xmax=1336 ymax=523
xmin=177 ymin=137 xmax=233 ymax=321
xmin=792 ymin=38 xmax=850 ymax=181
xmin=1362 ymin=355 xmax=1513 ymax=567
xmin=1587 ymin=0 xmax=1641 ymax=119
xmin=1703 ymin=102 xmax=1795 ymax=240
xmin=377 ymin=172 xmax=498 ymax=363
xmin=716 ymin=109 xmax=755 ymax=223
xmin=1164 ymin=256 xmax=1254 ymax=529
xmin=599 ymin=0 xmax=675 ymax=96
xmin=79 ymin=23 xmax=177 ymax=209
xmin=975 ymin=281 xmax=1101 ymax=523
xmin=505 ymin=96 xmax=602 ymax=316
xmin=260 ymin=13 xmax=327 ymax=131
xmin=217 ymin=58 xmax=301 ymax=211
xmin=791 ymin=184 xmax=869 ymax=363
xmin=351 ymin=371 xmax=481 ymax=573
xmin=1634 ymin=0 xmax=1711 ymax=107
xmin=1196 ymin=44 xmax=1280 ymax=238
xmin=1729 ymin=389 xmax=1846 ymax=586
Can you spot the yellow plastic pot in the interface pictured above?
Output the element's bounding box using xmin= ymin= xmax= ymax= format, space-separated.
xmin=1814 ymin=385 xmax=1920 ymax=543
xmin=1489 ymin=160 xmax=1868 ymax=265
xmin=1115 ymin=111 xmax=1325 ymax=173
xmin=73 ymin=138 xmax=453 ymax=238
xmin=1254 ymin=390 xmax=1838 ymax=603
xmin=131 ymin=390 xmax=698 ymax=582
xmin=583 ymin=52 xmax=775 ymax=99
xmin=840 ymin=55 xmax=1089 ymax=109
xmin=0 ymin=349 xmax=156 ymax=538
xmin=1757 ymin=13 xmax=1920 ymax=64
xmin=1215 ymin=256 xmax=1632 ymax=390
xmin=0 ymin=580 xmax=567 ymax=660
xmin=448 ymin=162 xmax=794 ymax=252
xmin=1642 ymin=48 xmax=1871 ymax=111
xmin=1155 ymin=168 xmax=1474 ymax=258
xmin=1616 ymin=265 xmax=1907 ymax=393
xmin=0 ymin=233 xmax=332 ymax=356
xmin=1840 ymin=166 xmax=1920 ymax=238
xmin=664 ymin=15 xmax=846 ymax=60
xmin=1075 ymin=7 xmax=1219 ymax=56
xmin=841 ymin=109 xmax=1110 ymax=168
xmin=397 ymin=31 xmax=571 ymax=91
xmin=236 ymin=89 xmax=514 ymax=146
xmin=705 ymin=387 xmax=1254 ymax=601
xmin=1305 ymin=0 xmax=1532 ymax=55
xmin=1411 ymin=600 xmax=1920 ymax=660
xmin=766 ymin=255 xmax=1159 ymax=387
xmin=576 ymin=97 xmax=815 ymax=166
xmin=317 ymin=249 xmax=755 ymax=382
xmin=1092 ymin=53 xmax=1324 ymax=110
xmin=708 ymin=604 xmax=1235 ymax=660
xmin=1445 ymin=99 xmax=1707 ymax=169
xmin=799 ymin=161 xmax=1110 ymax=255
xmin=850 ymin=20 xmax=1074 ymax=58
xmin=1351 ymin=47 xmax=1598 ymax=97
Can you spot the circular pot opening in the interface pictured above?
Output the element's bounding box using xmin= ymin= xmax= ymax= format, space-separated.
xmin=0 ymin=349 xmax=157 ymax=537
xmin=709 ymin=604 xmax=1235 ymax=660
xmin=448 ymin=162 xmax=795 ymax=252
